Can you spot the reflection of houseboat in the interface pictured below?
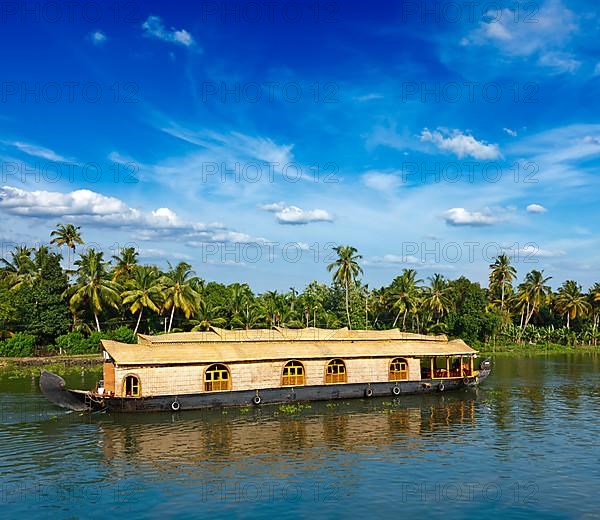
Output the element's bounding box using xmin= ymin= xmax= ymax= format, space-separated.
xmin=40 ymin=327 xmax=491 ymax=413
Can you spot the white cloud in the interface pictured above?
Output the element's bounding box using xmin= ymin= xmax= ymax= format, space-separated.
xmin=526 ymin=203 xmax=547 ymax=213
xmin=260 ymin=202 xmax=334 ymax=225
xmin=443 ymin=207 xmax=499 ymax=226
xmin=594 ymin=63 xmax=600 ymax=76
xmin=89 ymin=31 xmax=107 ymax=45
xmin=3 ymin=140 xmax=69 ymax=162
xmin=509 ymin=244 xmax=565 ymax=258
xmin=465 ymin=0 xmax=577 ymax=57
xmin=142 ymin=15 xmax=195 ymax=47
xmin=0 ymin=186 xmax=267 ymax=244
xmin=537 ymin=52 xmax=581 ymax=74
xmin=361 ymin=171 xmax=400 ymax=192
xmin=503 ymin=127 xmax=518 ymax=137
xmin=420 ymin=128 xmax=501 ymax=160
xmin=583 ymin=135 xmax=600 ymax=145
xmin=353 ymin=93 xmax=383 ymax=102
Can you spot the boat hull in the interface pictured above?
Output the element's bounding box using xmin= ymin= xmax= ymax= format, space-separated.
xmin=96 ymin=374 xmax=489 ymax=412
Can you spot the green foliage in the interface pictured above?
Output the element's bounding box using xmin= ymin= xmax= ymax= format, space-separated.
xmin=11 ymin=252 xmax=70 ymax=345
xmin=0 ymin=333 xmax=37 ymax=357
xmin=108 ymin=326 xmax=137 ymax=344
xmin=54 ymin=331 xmax=105 ymax=355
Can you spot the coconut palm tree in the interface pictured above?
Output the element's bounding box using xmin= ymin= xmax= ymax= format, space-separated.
xmin=190 ymin=300 xmax=227 ymax=331
xmin=555 ymin=280 xmax=590 ymax=329
xmin=423 ymin=274 xmax=451 ymax=324
xmin=50 ymin=223 xmax=84 ymax=272
xmin=589 ymin=283 xmax=600 ymax=342
xmin=517 ymin=269 xmax=552 ymax=331
xmin=327 ymin=245 xmax=363 ymax=329
xmin=121 ymin=266 xmax=164 ymax=334
xmin=161 ymin=262 xmax=200 ymax=333
xmin=390 ymin=269 xmax=422 ymax=330
xmin=112 ymin=247 xmax=139 ymax=283
xmin=68 ymin=249 xmax=121 ymax=332
xmin=489 ymin=254 xmax=517 ymax=310
xmin=0 ymin=246 xmax=36 ymax=290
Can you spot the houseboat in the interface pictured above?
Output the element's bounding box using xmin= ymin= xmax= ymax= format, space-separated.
xmin=39 ymin=327 xmax=491 ymax=413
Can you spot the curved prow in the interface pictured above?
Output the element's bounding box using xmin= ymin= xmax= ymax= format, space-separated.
xmin=478 ymin=357 xmax=492 ymax=382
xmin=39 ymin=371 xmax=90 ymax=412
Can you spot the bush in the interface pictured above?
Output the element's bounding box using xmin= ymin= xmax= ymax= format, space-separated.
xmin=108 ymin=326 xmax=136 ymax=344
xmin=54 ymin=331 xmax=105 ymax=355
xmin=0 ymin=333 xmax=37 ymax=357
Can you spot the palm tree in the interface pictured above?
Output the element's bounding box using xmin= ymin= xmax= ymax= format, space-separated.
xmin=489 ymin=254 xmax=517 ymax=310
xmin=390 ymin=269 xmax=422 ymax=330
xmin=68 ymin=249 xmax=121 ymax=332
xmin=327 ymin=245 xmax=363 ymax=329
xmin=50 ymin=223 xmax=84 ymax=272
xmin=161 ymin=262 xmax=200 ymax=332
xmin=517 ymin=270 xmax=552 ymax=331
xmin=589 ymin=283 xmax=600 ymax=342
xmin=423 ymin=274 xmax=451 ymax=324
xmin=112 ymin=247 xmax=139 ymax=283
xmin=0 ymin=246 xmax=36 ymax=290
xmin=190 ymin=300 xmax=227 ymax=331
xmin=555 ymin=280 xmax=590 ymax=329
xmin=121 ymin=266 xmax=164 ymax=334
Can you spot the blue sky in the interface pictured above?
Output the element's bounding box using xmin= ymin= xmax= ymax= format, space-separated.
xmin=0 ymin=0 xmax=599 ymax=291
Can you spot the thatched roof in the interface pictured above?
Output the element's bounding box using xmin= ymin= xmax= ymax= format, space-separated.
xmin=137 ymin=327 xmax=448 ymax=345
xmin=102 ymin=328 xmax=476 ymax=366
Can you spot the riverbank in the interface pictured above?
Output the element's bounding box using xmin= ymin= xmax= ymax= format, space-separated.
xmin=0 ymin=354 xmax=102 ymax=367
xmin=479 ymin=342 xmax=600 ymax=355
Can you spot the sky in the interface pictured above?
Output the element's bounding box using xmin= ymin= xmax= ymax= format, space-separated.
xmin=0 ymin=0 xmax=599 ymax=292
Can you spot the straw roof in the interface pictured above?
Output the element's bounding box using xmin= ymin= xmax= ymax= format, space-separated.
xmin=137 ymin=327 xmax=448 ymax=345
xmin=102 ymin=328 xmax=476 ymax=366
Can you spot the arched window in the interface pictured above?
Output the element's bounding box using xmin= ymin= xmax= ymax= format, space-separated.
xmin=389 ymin=358 xmax=409 ymax=381
xmin=204 ymin=364 xmax=231 ymax=392
xmin=325 ymin=359 xmax=347 ymax=384
xmin=282 ymin=360 xmax=305 ymax=386
xmin=123 ymin=375 xmax=141 ymax=397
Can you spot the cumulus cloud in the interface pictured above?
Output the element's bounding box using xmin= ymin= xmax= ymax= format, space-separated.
xmin=503 ymin=127 xmax=518 ymax=137
xmin=420 ymin=128 xmax=500 ymax=160
xmin=361 ymin=171 xmax=400 ymax=192
xmin=89 ymin=31 xmax=107 ymax=45
xmin=0 ymin=186 xmax=266 ymax=244
xmin=142 ymin=16 xmax=195 ymax=47
xmin=526 ymin=203 xmax=547 ymax=213
xmin=443 ymin=207 xmax=500 ymax=226
xmin=260 ymin=202 xmax=334 ymax=225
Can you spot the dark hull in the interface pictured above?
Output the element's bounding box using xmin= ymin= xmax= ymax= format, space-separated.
xmin=93 ymin=373 xmax=490 ymax=413
xmin=41 ymin=367 xmax=491 ymax=413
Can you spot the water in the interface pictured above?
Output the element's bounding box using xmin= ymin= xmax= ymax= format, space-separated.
xmin=1 ymin=354 xmax=599 ymax=519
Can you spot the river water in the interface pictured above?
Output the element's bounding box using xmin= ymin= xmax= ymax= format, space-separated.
xmin=0 ymin=354 xmax=599 ymax=519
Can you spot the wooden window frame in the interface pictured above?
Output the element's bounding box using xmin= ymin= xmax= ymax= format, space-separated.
xmin=282 ymin=360 xmax=306 ymax=387
xmin=122 ymin=374 xmax=141 ymax=398
xmin=389 ymin=357 xmax=409 ymax=381
xmin=325 ymin=358 xmax=347 ymax=384
xmin=204 ymin=363 xmax=232 ymax=392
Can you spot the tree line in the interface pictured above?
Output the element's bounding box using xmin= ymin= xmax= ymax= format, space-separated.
xmin=0 ymin=225 xmax=599 ymax=355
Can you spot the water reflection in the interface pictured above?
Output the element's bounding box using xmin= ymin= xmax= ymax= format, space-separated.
xmin=97 ymin=395 xmax=478 ymax=469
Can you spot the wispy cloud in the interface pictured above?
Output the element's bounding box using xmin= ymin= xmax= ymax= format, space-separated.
xmin=2 ymin=140 xmax=70 ymax=162
xmin=361 ymin=171 xmax=401 ymax=192
xmin=142 ymin=15 xmax=196 ymax=48
xmin=503 ymin=127 xmax=518 ymax=137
